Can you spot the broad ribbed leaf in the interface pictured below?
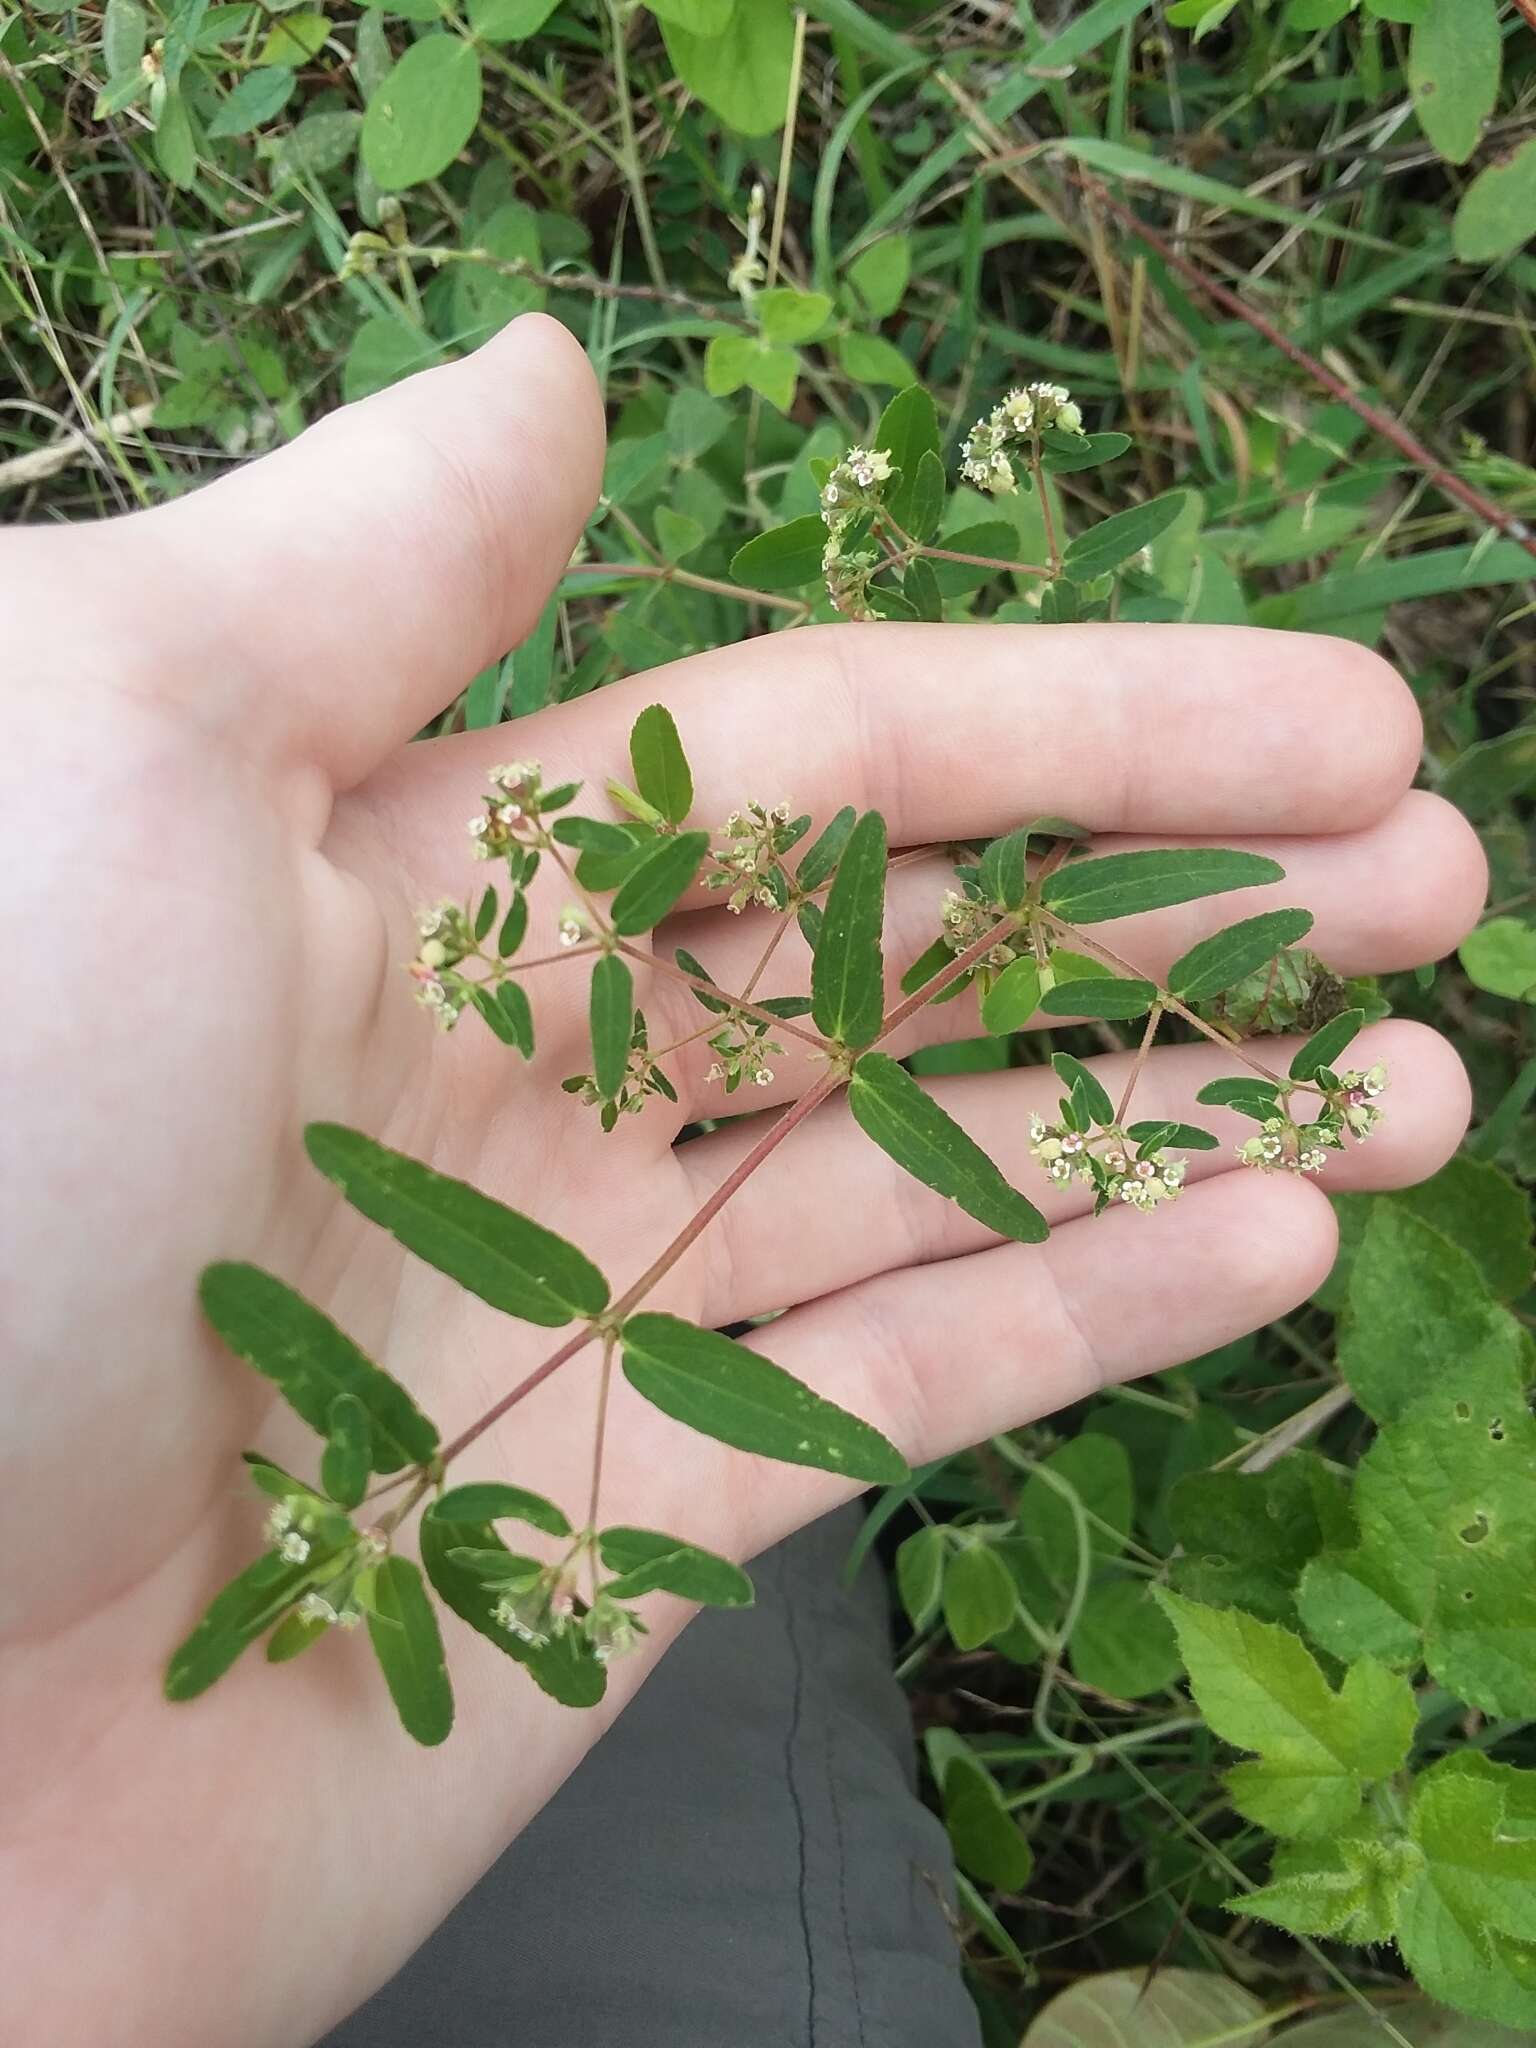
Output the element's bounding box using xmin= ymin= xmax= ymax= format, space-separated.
xmin=628 ymin=704 xmax=693 ymax=824
xmin=848 ymin=1052 xmax=1047 ymax=1244
xmin=1038 ymin=975 xmax=1156 ymax=1020
xmin=1043 ymin=848 xmax=1283 ymax=925
xmin=200 ymin=1261 xmax=438 ymax=1472
xmin=431 ymin=1482 xmax=571 ymax=1538
xmin=810 ymin=809 xmax=888 ymax=1048
xmin=418 ymin=1512 xmax=606 ymax=1708
xmin=589 ymin=953 xmax=633 ymax=1100
xmin=621 ymin=1312 xmax=908 ymax=1484
xmin=609 ymin=830 xmax=710 ymax=935
xmin=598 ymin=1527 xmax=754 ymax=1607
xmin=1168 ymin=908 xmax=1314 ymax=1001
xmin=360 ymin=1556 xmax=454 ymax=1746
xmin=304 ymin=1124 xmax=608 ymax=1327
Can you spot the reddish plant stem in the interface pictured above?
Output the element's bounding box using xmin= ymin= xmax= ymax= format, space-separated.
xmin=1078 ymin=175 xmax=1536 ymax=560
xmin=618 ymin=940 xmax=830 ymax=1048
xmin=1115 ymin=1002 xmax=1164 ymax=1125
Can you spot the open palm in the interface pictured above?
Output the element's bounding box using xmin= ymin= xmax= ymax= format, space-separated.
xmin=0 ymin=316 xmax=1486 ymax=2047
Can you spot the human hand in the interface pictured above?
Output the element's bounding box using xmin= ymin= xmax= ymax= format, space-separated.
xmin=0 ymin=315 xmax=1486 ymax=2046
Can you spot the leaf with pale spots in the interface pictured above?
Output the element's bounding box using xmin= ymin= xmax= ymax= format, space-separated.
xmin=358 ymin=1556 xmax=454 ymax=1747
xmin=598 ymin=1528 xmax=754 ymax=1607
xmin=200 ymin=1261 xmax=438 ymax=1472
xmin=620 ymin=1312 xmax=908 ymax=1484
xmin=849 ymin=1052 xmax=1047 ymax=1244
xmin=304 ymin=1124 xmax=608 ymax=1327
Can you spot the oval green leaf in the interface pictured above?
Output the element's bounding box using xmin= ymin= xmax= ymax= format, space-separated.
xmin=360 ymin=1556 xmax=454 ymax=1746
xmin=431 ymin=1482 xmax=571 ymax=1537
xmin=598 ymin=1527 xmax=754 ymax=1607
xmin=980 ymin=956 xmax=1043 ymax=1034
xmin=1061 ymin=491 xmax=1187 ymax=582
xmin=1042 ymin=847 xmax=1284 ymax=925
xmin=1167 ymin=908 xmax=1314 ymax=1001
xmin=1037 ymin=975 xmax=1156 ymax=1020
xmin=943 ymin=1541 xmax=1018 ymax=1650
xmin=320 ymin=1392 xmax=371 ymax=1509
xmin=609 ymin=830 xmax=710 ymax=935
xmin=304 ymin=1124 xmax=609 ymax=1327
xmin=200 ymin=1261 xmax=438 ymax=1472
xmin=628 ymin=703 xmax=694 ymax=824
xmin=1290 ymin=1007 xmax=1364 ymax=1080
xmin=729 ymin=515 xmax=827 ymax=591
xmin=848 ymin=1052 xmax=1047 ymax=1244
xmin=620 ymin=1311 xmax=908 ymax=1485
xmin=810 ymin=808 xmax=888 ymax=1048
xmin=796 ymin=804 xmax=858 ymax=893
xmin=589 ymin=952 xmax=633 ymax=1101
xmin=361 ymin=35 xmax=482 ymax=193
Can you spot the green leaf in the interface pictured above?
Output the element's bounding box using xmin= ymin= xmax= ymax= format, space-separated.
xmin=266 ymin=1607 xmax=330 ymax=1664
xmin=256 ymin=10 xmax=327 ymax=61
xmin=1129 ymin=1119 xmax=1218 ymax=1151
xmin=1051 ymin=1052 xmax=1114 ymax=1127
xmin=647 ymin=0 xmax=734 ymax=26
xmin=464 ymin=0 xmax=559 ymax=37
xmin=340 ymin=315 xmax=443 ymax=403
xmin=703 ymin=332 xmax=799 ymax=410
xmin=598 ymin=1527 xmax=754 ymax=1607
xmin=1454 ymin=139 xmax=1536 ymax=264
xmin=103 ymin=0 xmax=148 ymax=76
xmin=810 ymin=809 xmax=888 ymax=1049
xmin=1061 ymin=492 xmax=1188 ymax=581
xmin=304 ymin=1124 xmax=609 ymax=1327
xmin=1409 ymin=0 xmax=1500 ymax=165
xmin=1335 ymin=1203 xmax=1524 ymax=1423
xmin=895 ymin=1525 xmax=946 ymax=1628
xmin=1155 ymin=1590 xmax=1418 ymax=1838
xmin=431 ymin=1482 xmax=571 ymax=1537
xmin=1040 ymin=430 xmax=1132 ymax=475
xmin=609 ymin=831 xmax=710 ymax=935
xmin=1392 ymin=1161 xmax=1533 ymax=1302
xmin=359 ymin=1556 xmax=453 ymax=1746
xmin=207 ymin=64 xmax=295 ymax=138
xmin=1460 ymin=918 xmax=1536 ymax=1004
xmin=628 ymin=703 xmax=693 ymax=825
xmin=1236 ymin=1815 xmax=1417 ymax=1947
xmin=729 ymin=515 xmax=827 ymax=591
xmin=658 ymin=0 xmax=795 ymax=135
xmin=1037 ymin=975 xmax=1156 ymax=1020
xmin=876 ymin=384 xmax=941 ymax=532
xmin=980 ymin=957 xmax=1042 ymax=1034
xmin=1439 ymin=729 xmax=1536 ymax=819
xmin=757 ymin=286 xmax=832 ymax=345
xmin=153 ymin=84 xmax=198 ymax=189
xmin=1168 ymin=909 xmax=1315 ymax=1002
xmin=835 ymin=332 xmax=914 ymax=388
xmin=589 ymin=953 xmax=633 ymax=1102
xmin=942 ymin=1750 xmax=1034 ymax=1891
xmin=796 ymin=804 xmax=857 ymax=894
xmin=1169 ymin=1456 xmax=1348 ymax=1626
xmin=943 ymin=1541 xmax=1018 ymax=1649
xmin=1043 ymin=847 xmax=1283 ymax=925
xmin=1290 ymin=1007 xmax=1363 ymax=1080
xmin=320 ymin=1392 xmax=371 ymax=1509
xmin=166 ymin=1543 xmax=349 ymax=1700
xmin=418 ymin=1511 xmax=605 ymax=1708
xmin=361 ymin=35 xmax=482 ymax=192
xmin=1398 ymin=1756 xmax=1536 ymax=2029
xmin=199 ymin=1262 xmax=438 ymax=1472
xmin=620 ymin=1311 xmax=908 ymax=1484
xmin=1070 ymin=1579 xmax=1183 ymax=1700
xmin=1020 ymin=1971 xmax=1271 ymax=2047
xmin=844 ymin=234 xmax=910 ymax=318
xmin=1278 ymin=2007 xmax=1532 ymax=2046
xmin=849 ymin=1053 xmax=1048 ymax=1244
xmin=1016 ymin=1433 xmax=1134 ymax=1593
xmin=1195 ymin=1076 xmax=1283 ymax=1118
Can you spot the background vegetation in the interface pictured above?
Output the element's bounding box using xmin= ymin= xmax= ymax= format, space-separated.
xmin=4 ymin=0 xmax=1536 ymax=2040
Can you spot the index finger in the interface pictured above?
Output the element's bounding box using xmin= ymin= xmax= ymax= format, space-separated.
xmin=393 ymin=622 xmax=1420 ymax=856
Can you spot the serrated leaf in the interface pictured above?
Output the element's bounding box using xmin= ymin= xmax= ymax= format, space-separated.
xmin=1156 ymin=1590 xmax=1417 ymax=1838
xmin=418 ymin=1511 xmax=606 ymax=1708
xmin=620 ymin=1312 xmax=908 ymax=1484
xmin=589 ymin=953 xmax=633 ymax=1102
xmin=431 ymin=1482 xmax=571 ymax=1537
xmin=1398 ymin=1755 xmax=1536 ymax=2029
xmin=1290 ymin=1007 xmax=1364 ymax=1080
xmin=1168 ymin=909 xmax=1315 ymax=1001
xmin=729 ymin=515 xmax=827 ymax=591
xmin=304 ymin=1124 xmax=608 ymax=1327
xmin=1236 ymin=1817 xmax=1417 ymax=1946
xmin=360 ymin=1556 xmax=453 ymax=1746
xmin=1062 ymin=492 xmax=1188 ymax=581
xmin=1043 ymin=847 xmax=1283 ymax=925
xmin=608 ymin=831 xmax=710 ymax=935
xmin=848 ymin=1052 xmax=1047 ymax=1244
xmin=810 ymin=809 xmax=887 ymax=1049
xmin=1038 ymin=975 xmax=1156 ymax=1020
xmin=597 ymin=1527 xmax=753 ymax=1607
xmin=628 ymin=704 xmax=693 ymax=825
xmin=199 ymin=1262 xmax=438 ymax=1472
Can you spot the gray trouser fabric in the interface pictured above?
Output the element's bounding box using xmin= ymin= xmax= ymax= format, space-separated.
xmin=320 ymin=1509 xmax=981 ymax=2047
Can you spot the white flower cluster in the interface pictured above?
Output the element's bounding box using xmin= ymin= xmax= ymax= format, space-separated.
xmin=409 ymin=900 xmax=476 ymax=1030
xmin=705 ymin=1021 xmax=781 ymax=1094
xmin=1028 ymin=1114 xmax=1188 ymax=1213
xmin=960 ymin=383 xmax=1085 ymax=496
xmin=819 ymin=447 xmax=894 ymax=620
xmin=703 ymin=801 xmax=800 ymax=914
xmin=467 ymin=760 xmax=545 ymax=862
xmin=1235 ymin=1064 xmax=1388 ymax=1175
xmin=941 ymin=888 xmax=1024 ymax=972
xmin=490 ymin=1568 xmax=647 ymax=1667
